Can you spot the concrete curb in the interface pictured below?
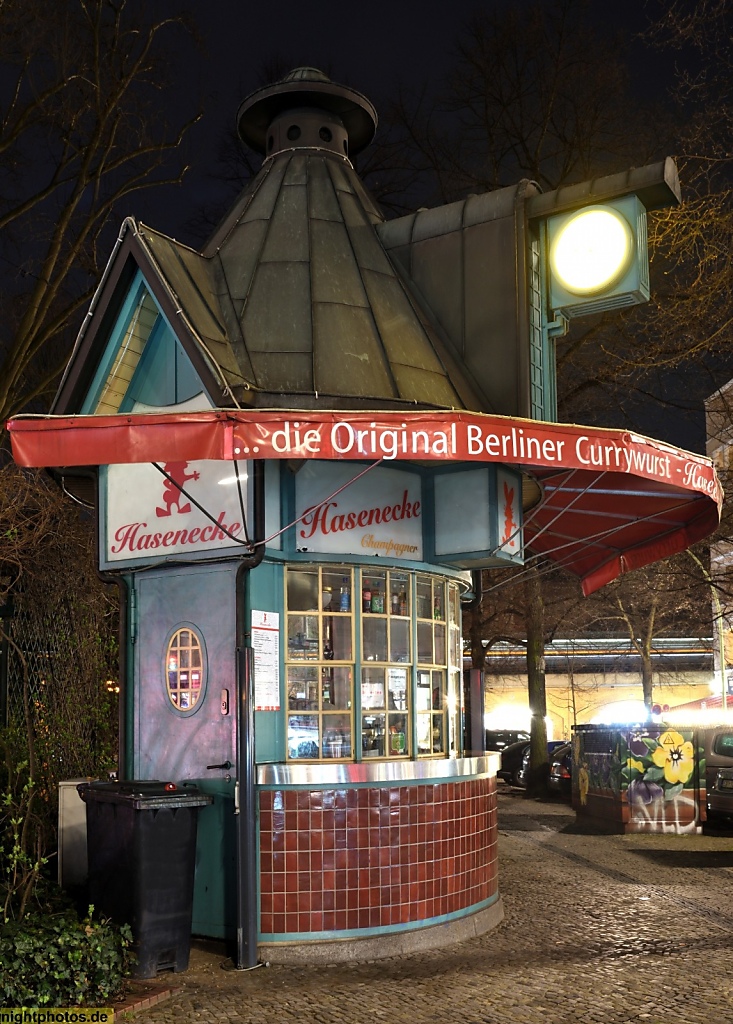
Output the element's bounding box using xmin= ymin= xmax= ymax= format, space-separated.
xmin=258 ymin=896 xmax=504 ymax=964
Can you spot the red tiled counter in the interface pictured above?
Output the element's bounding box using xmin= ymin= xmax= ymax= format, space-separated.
xmin=256 ymin=755 xmax=502 ymax=963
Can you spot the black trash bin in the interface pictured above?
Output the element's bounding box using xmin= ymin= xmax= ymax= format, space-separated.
xmin=78 ymin=780 xmax=212 ymax=978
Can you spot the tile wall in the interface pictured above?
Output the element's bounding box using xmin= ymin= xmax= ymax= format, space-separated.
xmin=258 ymin=776 xmax=498 ymax=937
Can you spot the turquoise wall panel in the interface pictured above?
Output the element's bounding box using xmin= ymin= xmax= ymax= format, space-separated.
xmin=249 ymin=560 xmax=285 ymax=763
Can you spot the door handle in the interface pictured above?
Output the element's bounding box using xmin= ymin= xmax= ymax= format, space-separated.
xmin=206 ymin=761 xmax=232 ymax=770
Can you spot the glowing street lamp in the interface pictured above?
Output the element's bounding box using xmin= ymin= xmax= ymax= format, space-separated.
xmin=550 ymin=206 xmax=634 ymax=295
xmin=545 ymin=194 xmax=649 ymax=318
xmin=522 ymin=181 xmax=665 ymax=421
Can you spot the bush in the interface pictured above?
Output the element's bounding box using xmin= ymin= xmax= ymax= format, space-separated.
xmin=0 ymin=729 xmax=51 ymax=922
xmin=0 ymin=905 xmax=135 ymax=1005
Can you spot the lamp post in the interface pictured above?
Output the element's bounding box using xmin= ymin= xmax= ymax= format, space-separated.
xmin=688 ymin=550 xmax=728 ymax=716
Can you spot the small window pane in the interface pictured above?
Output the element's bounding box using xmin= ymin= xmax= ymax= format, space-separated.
xmin=433 ymin=582 xmax=445 ymax=621
xmin=331 ymin=616 xmax=352 ymax=660
xmin=434 ymin=624 xmax=446 ymax=665
xmin=363 ymin=617 xmax=388 ymax=662
xmin=287 ymin=615 xmax=318 ymax=659
xmin=450 ymin=624 xmax=461 ymax=666
xmin=288 ymin=715 xmax=319 ymax=758
xmin=432 ymin=670 xmax=445 ymax=710
xmin=362 ymin=570 xmax=387 ymax=613
xmin=322 ymin=666 xmax=352 ymax=709
xmin=390 ymin=618 xmax=410 ymax=663
xmin=361 ymin=667 xmax=385 ymax=709
xmin=416 ymin=576 xmax=432 ymax=619
xmin=449 ymin=583 xmax=460 ymax=626
xmin=417 ymin=621 xmax=433 ymax=664
xmin=416 ymin=671 xmax=431 ymax=712
xmin=388 ymin=667 xmax=408 ymax=711
xmin=389 ymin=572 xmax=410 ymax=616
xmin=362 ymin=714 xmax=385 ymax=757
xmin=388 ymin=714 xmax=408 ymax=755
xmin=325 ymin=571 xmax=352 ymax=612
xmin=287 ymin=667 xmax=319 ymax=710
xmin=287 ymin=569 xmax=319 ymax=611
xmin=431 ymin=715 xmax=445 ymax=753
xmin=417 ymin=715 xmax=432 ymax=754
xmin=322 ymin=713 xmax=351 ymax=758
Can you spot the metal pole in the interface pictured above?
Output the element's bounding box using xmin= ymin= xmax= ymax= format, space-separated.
xmin=712 ymin=581 xmax=728 ymax=715
xmin=235 ymin=643 xmax=258 ymax=969
xmin=233 ymin=465 xmax=265 ymax=970
xmin=688 ymin=551 xmax=727 ymax=715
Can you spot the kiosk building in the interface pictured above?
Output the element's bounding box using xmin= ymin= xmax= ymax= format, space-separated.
xmin=7 ymin=69 xmax=721 ymax=966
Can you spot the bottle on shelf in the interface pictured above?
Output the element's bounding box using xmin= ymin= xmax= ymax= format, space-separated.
xmin=323 ymin=621 xmax=334 ymax=660
xmin=399 ymin=590 xmax=408 ymax=616
xmin=362 ymin=579 xmax=372 ymax=613
xmin=371 ymin=583 xmax=384 ymax=613
xmin=391 ymin=590 xmax=400 ymax=615
xmin=339 ymin=577 xmax=350 ymax=612
xmin=390 ymin=724 xmax=406 ymax=754
xmin=321 ymin=670 xmax=332 ymax=704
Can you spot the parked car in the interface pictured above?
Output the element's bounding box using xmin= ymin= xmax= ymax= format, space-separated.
xmin=707 ymin=767 xmax=733 ymax=822
xmin=498 ymin=741 xmax=531 ymax=787
xmin=547 ymin=742 xmax=573 ymax=798
xmin=485 ymin=729 xmax=529 ymax=751
xmin=500 ymin=740 xmax=567 ymax=788
xmin=700 ymin=727 xmax=733 ymax=791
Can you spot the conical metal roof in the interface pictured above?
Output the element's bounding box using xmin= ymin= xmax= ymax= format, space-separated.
xmin=56 ymin=69 xmax=488 ymax=415
xmin=194 ymin=143 xmax=482 ymax=409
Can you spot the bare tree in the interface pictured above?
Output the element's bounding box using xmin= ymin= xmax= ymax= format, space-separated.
xmin=559 ymin=0 xmax=733 ymax=435
xmin=380 ymin=0 xmax=659 ymax=209
xmin=0 ymin=0 xmax=200 ymax=422
xmin=574 ymin=555 xmax=712 ymax=710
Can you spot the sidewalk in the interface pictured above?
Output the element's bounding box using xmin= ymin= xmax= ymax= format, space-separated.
xmin=120 ymin=787 xmax=733 ymax=1024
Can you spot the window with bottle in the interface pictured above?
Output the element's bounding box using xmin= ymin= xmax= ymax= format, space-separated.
xmin=285 ymin=565 xmax=461 ymax=762
xmin=414 ymin=574 xmax=447 ymax=756
xmin=361 ymin=569 xmax=411 ymax=758
xmin=286 ymin=567 xmax=354 ymax=760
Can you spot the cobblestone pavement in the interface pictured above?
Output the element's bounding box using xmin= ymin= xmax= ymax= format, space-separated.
xmin=124 ymin=788 xmax=733 ymax=1024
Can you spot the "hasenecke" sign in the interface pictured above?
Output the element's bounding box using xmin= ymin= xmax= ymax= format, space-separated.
xmin=294 ymin=463 xmax=423 ymax=560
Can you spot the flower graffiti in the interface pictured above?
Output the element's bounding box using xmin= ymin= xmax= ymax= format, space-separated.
xmin=626 ymin=777 xmax=664 ymax=805
xmin=651 ymin=730 xmax=695 ymax=786
xmin=620 ymin=728 xmax=702 ymax=806
xmin=574 ymin=727 xmax=704 ymax=834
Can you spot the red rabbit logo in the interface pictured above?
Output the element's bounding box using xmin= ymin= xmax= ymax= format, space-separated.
xmin=501 ymin=481 xmax=517 ymax=549
xmin=156 ymin=462 xmax=200 ymax=518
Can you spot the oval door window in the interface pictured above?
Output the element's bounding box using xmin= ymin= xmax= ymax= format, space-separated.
xmin=166 ymin=626 xmax=205 ymax=711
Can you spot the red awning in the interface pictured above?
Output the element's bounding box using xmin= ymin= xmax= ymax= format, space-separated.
xmin=670 ymin=694 xmax=726 ymax=711
xmin=7 ymin=409 xmax=722 ymax=595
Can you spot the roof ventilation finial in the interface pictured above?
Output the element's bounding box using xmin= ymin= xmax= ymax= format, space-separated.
xmin=237 ymin=67 xmax=377 ymax=157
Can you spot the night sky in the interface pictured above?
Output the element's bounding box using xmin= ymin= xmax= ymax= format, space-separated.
xmin=154 ymin=0 xmax=673 ymax=241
